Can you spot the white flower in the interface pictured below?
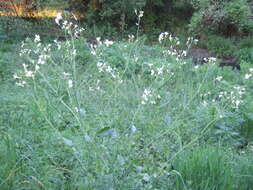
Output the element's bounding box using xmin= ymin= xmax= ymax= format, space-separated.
xmin=55 ymin=13 xmax=62 ymax=25
xmin=16 ymin=81 xmax=26 ymax=87
xmin=158 ymin=33 xmax=163 ymax=43
xmin=62 ymin=20 xmax=68 ymax=26
xmin=245 ymin=73 xmax=252 ymax=80
xmin=169 ymin=34 xmax=173 ymax=41
xmin=91 ymin=48 xmax=96 ymax=55
xmin=144 ymin=89 xmax=151 ymax=95
xmin=13 ymin=73 xmax=20 ymax=79
xmin=63 ymin=72 xmax=71 ymax=77
xmin=105 ymin=66 xmax=113 ymax=73
xmin=194 ymin=65 xmax=200 ymax=69
xmin=216 ymin=76 xmax=223 ymax=81
xmin=202 ymin=100 xmax=208 ymax=106
xmin=22 ymin=64 xmax=28 ymax=69
xmin=158 ymin=32 xmax=169 ymax=43
xmin=68 ymin=80 xmax=73 ymax=88
xmin=128 ymin=34 xmax=135 ymax=42
xmin=104 ymin=39 xmax=114 ymax=47
xmin=209 ymin=57 xmax=217 ymax=62
xmin=157 ymin=67 xmax=163 ymax=75
xmin=235 ymin=100 xmax=241 ymax=108
xmin=25 ymin=70 xmax=34 ymax=78
xmin=203 ymin=57 xmax=208 ymax=62
xmin=38 ymin=55 xmax=47 ymax=65
xmin=72 ymin=49 xmax=77 ymax=56
xmin=141 ymin=100 xmax=146 ymax=105
xmin=34 ymin=35 xmax=40 ymax=42
xmin=139 ymin=10 xmax=144 ymax=18
xmin=35 ymin=65 xmax=40 ymax=71
xmin=150 ymin=100 xmax=156 ymax=104
xmin=135 ymin=9 xmax=144 ymax=18
xmin=96 ymin=37 xmax=102 ymax=45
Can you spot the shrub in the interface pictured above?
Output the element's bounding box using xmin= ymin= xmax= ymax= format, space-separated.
xmin=238 ymin=37 xmax=253 ymax=49
xmin=238 ymin=48 xmax=253 ymax=63
xmin=189 ymin=0 xmax=253 ymax=36
xmin=206 ymin=35 xmax=236 ymax=57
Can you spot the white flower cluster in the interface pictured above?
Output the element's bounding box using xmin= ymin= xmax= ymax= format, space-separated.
xmin=89 ymin=79 xmax=101 ymax=92
xmin=201 ymin=84 xmax=245 ymax=109
xmin=97 ymin=37 xmax=114 ymax=47
xmin=245 ymin=68 xmax=253 ymax=80
xmin=151 ymin=66 xmax=164 ymax=76
xmin=159 ymin=32 xmax=198 ymax=64
xmin=141 ymin=88 xmax=161 ymax=105
xmin=134 ymin=9 xmax=144 ymax=19
xmin=208 ymin=57 xmax=217 ymax=62
xmin=158 ymin=32 xmax=169 ymax=43
xmin=218 ymin=85 xmax=245 ymax=109
xmin=15 ymin=35 xmax=51 ymax=87
xmin=215 ymin=76 xmax=223 ymax=81
xmin=96 ymin=61 xmax=121 ymax=83
xmin=147 ymin=62 xmax=174 ymax=79
xmin=97 ymin=62 xmax=113 ymax=73
xmin=128 ymin=34 xmax=135 ymax=42
xmin=104 ymin=39 xmax=114 ymax=47
xmin=13 ymin=73 xmax=26 ymax=87
xmin=89 ymin=37 xmax=114 ymax=56
xmin=55 ymin=13 xmax=85 ymax=38
xmin=186 ymin=37 xmax=198 ymax=48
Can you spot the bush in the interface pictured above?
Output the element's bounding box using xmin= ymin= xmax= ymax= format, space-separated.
xmin=189 ymin=0 xmax=253 ymax=36
xmin=206 ymin=35 xmax=236 ymax=57
xmin=238 ymin=48 xmax=253 ymax=63
xmin=238 ymin=37 xmax=253 ymax=49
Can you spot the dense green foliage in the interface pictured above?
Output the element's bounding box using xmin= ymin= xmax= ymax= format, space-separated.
xmin=0 ymin=0 xmax=253 ymax=189
xmin=1 ymin=17 xmax=253 ymax=188
xmin=190 ymin=0 xmax=253 ymax=36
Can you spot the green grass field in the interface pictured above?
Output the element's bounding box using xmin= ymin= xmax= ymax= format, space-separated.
xmin=1 ymin=28 xmax=253 ymax=189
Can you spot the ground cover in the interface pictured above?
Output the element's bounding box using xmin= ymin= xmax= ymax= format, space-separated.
xmin=0 ymin=18 xmax=253 ymax=189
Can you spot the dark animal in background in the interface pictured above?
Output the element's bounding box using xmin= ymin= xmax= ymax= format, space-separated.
xmin=187 ymin=47 xmax=241 ymax=70
xmin=219 ymin=57 xmax=240 ymax=70
xmin=187 ymin=47 xmax=213 ymax=64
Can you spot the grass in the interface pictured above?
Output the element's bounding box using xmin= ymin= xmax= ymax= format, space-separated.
xmin=173 ymin=146 xmax=233 ymax=190
xmin=1 ymin=23 xmax=253 ymax=189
